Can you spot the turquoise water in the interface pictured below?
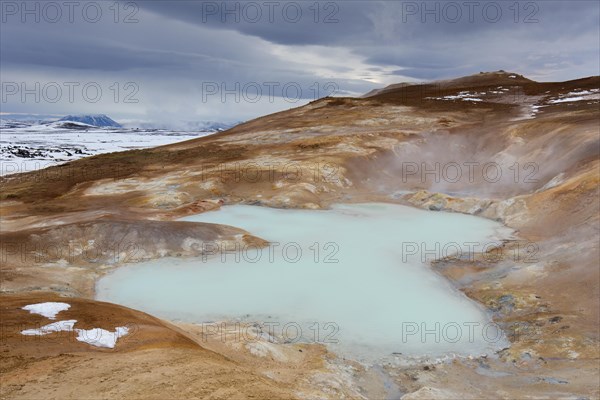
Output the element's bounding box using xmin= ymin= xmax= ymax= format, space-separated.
xmin=96 ymin=203 xmax=513 ymax=362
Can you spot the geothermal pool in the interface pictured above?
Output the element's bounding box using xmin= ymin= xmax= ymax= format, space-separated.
xmin=96 ymin=203 xmax=514 ymax=362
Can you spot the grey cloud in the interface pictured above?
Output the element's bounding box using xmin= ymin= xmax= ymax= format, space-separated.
xmin=135 ymin=0 xmax=377 ymax=46
xmin=0 ymin=0 xmax=598 ymax=125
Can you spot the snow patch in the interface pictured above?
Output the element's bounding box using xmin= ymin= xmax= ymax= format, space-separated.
xmin=548 ymin=89 xmax=600 ymax=104
xmin=549 ymin=96 xmax=586 ymax=103
xmin=22 ymin=302 xmax=71 ymax=319
xmin=427 ymin=91 xmax=483 ymax=102
xmin=531 ymin=105 xmax=545 ymax=114
xmin=21 ymin=319 xmax=77 ymax=335
xmin=75 ymin=326 xmax=129 ymax=349
xmin=20 ymin=314 xmax=129 ymax=348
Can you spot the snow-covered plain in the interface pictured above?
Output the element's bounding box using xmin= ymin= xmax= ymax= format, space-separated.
xmin=0 ymin=119 xmax=220 ymax=176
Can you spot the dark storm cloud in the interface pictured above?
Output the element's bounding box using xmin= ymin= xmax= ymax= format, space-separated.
xmin=1 ymin=34 xmax=184 ymax=71
xmin=135 ymin=1 xmax=599 ymax=46
xmin=0 ymin=0 xmax=598 ymax=125
xmin=134 ymin=0 xmax=377 ymax=46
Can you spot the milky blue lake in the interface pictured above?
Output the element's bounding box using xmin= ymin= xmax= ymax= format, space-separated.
xmin=96 ymin=203 xmax=513 ymax=362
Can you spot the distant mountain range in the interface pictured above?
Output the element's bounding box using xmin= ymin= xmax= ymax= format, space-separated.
xmin=1 ymin=113 xmax=237 ymax=131
xmin=129 ymin=120 xmax=238 ymax=132
xmin=58 ymin=114 xmax=122 ymax=128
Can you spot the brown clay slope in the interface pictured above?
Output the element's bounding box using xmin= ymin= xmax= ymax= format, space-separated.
xmin=0 ymin=293 xmax=303 ymax=400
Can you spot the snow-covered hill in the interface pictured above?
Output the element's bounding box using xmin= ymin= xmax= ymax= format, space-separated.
xmin=58 ymin=114 xmax=122 ymax=128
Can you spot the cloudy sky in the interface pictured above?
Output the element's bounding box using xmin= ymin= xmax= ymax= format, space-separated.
xmin=1 ymin=0 xmax=598 ymax=128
